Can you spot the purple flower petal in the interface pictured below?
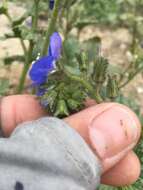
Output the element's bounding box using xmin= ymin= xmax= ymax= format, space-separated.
xmin=36 ymin=87 xmax=46 ymax=96
xmin=48 ymin=32 xmax=62 ymax=60
xmin=29 ymin=56 xmax=55 ymax=85
xmin=29 ymin=32 xmax=62 ymax=87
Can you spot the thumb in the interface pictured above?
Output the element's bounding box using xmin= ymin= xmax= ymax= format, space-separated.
xmin=64 ymin=103 xmax=141 ymax=172
xmin=0 ymin=95 xmax=141 ymax=173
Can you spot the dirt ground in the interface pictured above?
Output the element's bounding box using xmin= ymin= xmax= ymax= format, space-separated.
xmin=0 ymin=3 xmax=143 ymax=111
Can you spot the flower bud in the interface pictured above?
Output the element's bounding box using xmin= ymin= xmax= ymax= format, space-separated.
xmin=92 ymin=57 xmax=108 ymax=83
xmin=49 ymin=0 xmax=54 ymax=10
xmin=107 ymin=75 xmax=119 ymax=99
xmin=76 ymin=51 xmax=88 ymax=72
xmin=54 ymin=99 xmax=69 ymax=117
xmin=67 ymin=99 xmax=81 ymax=111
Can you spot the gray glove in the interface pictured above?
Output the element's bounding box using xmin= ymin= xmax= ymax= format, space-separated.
xmin=0 ymin=117 xmax=102 ymax=190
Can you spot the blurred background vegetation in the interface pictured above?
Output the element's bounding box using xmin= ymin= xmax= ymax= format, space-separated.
xmin=0 ymin=0 xmax=143 ymax=189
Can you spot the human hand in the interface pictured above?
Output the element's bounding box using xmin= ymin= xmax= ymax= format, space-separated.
xmin=0 ymin=95 xmax=141 ymax=187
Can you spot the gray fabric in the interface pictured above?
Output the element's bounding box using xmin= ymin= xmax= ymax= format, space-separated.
xmin=0 ymin=117 xmax=101 ymax=190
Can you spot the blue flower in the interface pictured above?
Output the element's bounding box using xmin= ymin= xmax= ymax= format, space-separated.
xmin=36 ymin=86 xmax=47 ymax=96
xmin=48 ymin=32 xmax=62 ymax=60
xmin=29 ymin=32 xmax=62 ymax=85
xmin=29 ymin=56 xmax=55 ymax=85
xmin=49 ymin=0 xmax=54 ymax=10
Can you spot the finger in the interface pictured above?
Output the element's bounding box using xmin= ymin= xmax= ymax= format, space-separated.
xmin=0 ymin=96 xmax=96 ymax=136
xmin=0 ymin=95 xmax=46 ymax=136
xmin=64 ymin=103 xmax=141 ymax=172
xmin=101 ymin=151 xmax=141 ymax=186
xmin=0 ymin=94 xmax=141 ymax=186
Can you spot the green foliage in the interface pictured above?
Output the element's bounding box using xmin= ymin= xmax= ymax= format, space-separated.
xmin=82 ymin=0 xmax=121 ymax=25
xmin=0 ymin=6 xmax=7 ymax=15
xmin=4 ymin=55 xmax=24 ymax=65
xmin=0 ymin=79 xmax=9 ymax=96
xmin=41 ymin=77 xmax=86 ymax=117
xmin=40 ymin=38 xmax=121 ymax=116
xmin=1 ymin=0 xmax=143 ymax=189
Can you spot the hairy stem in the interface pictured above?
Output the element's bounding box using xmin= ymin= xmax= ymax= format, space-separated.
xmin=41 ymin=0 xmax=61 ymax=56
xmin=20 ymin=39 xmax=27 ymax=56
xmin=119 ymin=2 xmax=138 ymax=84
xmin=17 ymin=0 xmax=40 ymax=93
xmin=119 ymin=66 xmax=143 ymax=89
xmin=17 ymin=41 xmax=34 ymax=93
xmin=95 ymin=83 xmax=103 ymax=103
xmin=5 ymin=11 xmax=28 ymax=59
xmin=131 ymin=1 xmax=137 ymax=55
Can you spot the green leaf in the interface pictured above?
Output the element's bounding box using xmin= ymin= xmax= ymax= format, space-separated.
xmin=4 ymin=56 xmax=25 ymax=65
xmin=0 ymin=6 xmax=7 ymax=15
xmin=12 ymin=12 xmax=29 ymax=27
xmin=64 ymin=65 xmax=80 ymax=76
xmin=67 ymin=99 xmax=81 ymax=111
xmin=74 ymin=20 xmax=97 ymax=30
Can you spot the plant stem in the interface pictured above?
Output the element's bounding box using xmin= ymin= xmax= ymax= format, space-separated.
xmin=5 ymin=12 xmax=12 ymax=22
xmin=4 ymin=7 xmax=12 ymax=23
xmin=131 ymin=1 xmax=137 ymax=55
xmin=41 ymin=0 xmax=61 ymax=56
xmin=20 ymin=39 xmax=27 ymax=55
xmin=119 ymin=2 xmax=138 ymax=84
xmin=119 ymin=66 xmax=143 ymax=89
xmin=17 ymin=0 xmax=40 ymax=93
xmin=17 ymin=41 xmax=34 ymax=93
xmin=4 ymin=9 xmax=28 ymax=57
xmin=81 ymin=79 xmax=102 ymax=103
xmin=95 ymin=83 xmax=103 ymax=103
xmin=32 ymin=0 xmax=40 ymax=31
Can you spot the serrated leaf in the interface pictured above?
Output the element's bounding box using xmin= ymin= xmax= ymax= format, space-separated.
xmin=64 ymin=65 xmax=80 ymax=76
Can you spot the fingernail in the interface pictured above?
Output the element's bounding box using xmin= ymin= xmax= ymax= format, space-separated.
xmin=88 ymin=104 xmax=140 ymax=161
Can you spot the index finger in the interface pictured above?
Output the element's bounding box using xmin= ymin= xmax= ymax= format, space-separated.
xmin=0 ymin=95 xmax=46 ymax=136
